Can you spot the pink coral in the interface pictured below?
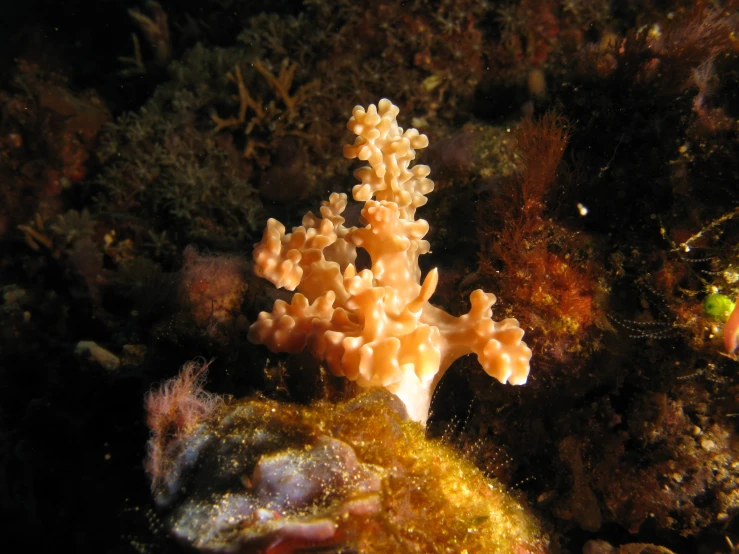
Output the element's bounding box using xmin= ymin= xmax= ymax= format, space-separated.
xmin=249 ymin=100 xmax=531 ymax=423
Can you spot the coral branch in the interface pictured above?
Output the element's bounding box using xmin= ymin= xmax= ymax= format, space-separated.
xmin=249 ymin=100 xmax=532 ymax=423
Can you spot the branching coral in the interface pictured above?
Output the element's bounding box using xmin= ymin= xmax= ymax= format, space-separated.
xmin=211 ymin=59 xmax=319 ymax=168
xmin=248 ymin=99 xmax=532 ymax=422
xmin=95 ymin=44 xmax=265 ymax=246
xmin=240 ymin=0 xmax=500 ymax=122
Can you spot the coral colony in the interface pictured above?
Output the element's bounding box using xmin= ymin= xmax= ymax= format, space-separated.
xmin=248 ymin=99 xmax=533 ymax=423
xmin=143 ymin=101 xmax=544 ymax=553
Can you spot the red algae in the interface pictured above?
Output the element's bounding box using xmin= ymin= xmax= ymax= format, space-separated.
xmin=145 ymin=360 xmax=220 ymax=490
xmin=478 ymin=113 xmax=605 ymax=369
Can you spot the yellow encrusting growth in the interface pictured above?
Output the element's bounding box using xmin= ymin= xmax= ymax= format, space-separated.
xmin=321 ymin=391 xmax=548 ymax=553
xmin=149 ymin=387 xmax=549 ymax=553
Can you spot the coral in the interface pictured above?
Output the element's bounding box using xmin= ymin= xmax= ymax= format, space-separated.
xmin=239 ymin=0 xmax=502 ymax=123
xmin=249 ymin=100 xmax=531 ymax=422
xmin=49 ymin=209 xmax=96 ymax=247
xmin=145 ymin=375 xmax=549 ymax=553
xmin=4 ymin=2 xmax=739 ymax=553
xmin=211 ymin=59 xmax=319 ymax=169
xmin=95 ymin=44 xmax=266 ymax=247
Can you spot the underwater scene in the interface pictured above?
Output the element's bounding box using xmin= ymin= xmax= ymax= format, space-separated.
xmin=1 ymin=1 xmax=738 ymax=552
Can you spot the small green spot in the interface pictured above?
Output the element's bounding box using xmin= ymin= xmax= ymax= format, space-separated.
xmin=702 ymin=293 xmax=735 ymax=322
